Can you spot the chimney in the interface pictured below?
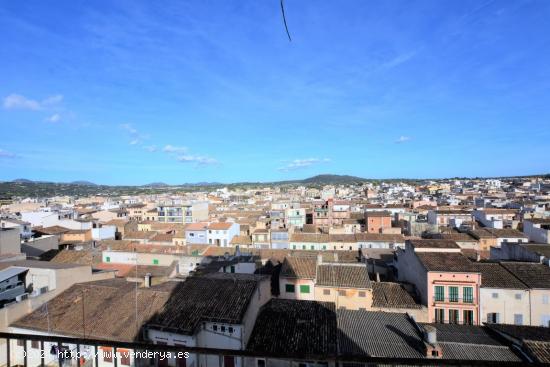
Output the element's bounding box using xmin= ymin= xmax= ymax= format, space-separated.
xmin=334 ymin=252 xmax=339 ymax=262
xmin=144 ymin=273 xmax=152 ymax=288
xmin=422 ymin=325 xmax=442 ymax=358
xmin=375 ymin=272 xmax=381 ymax=282
xmin=317 ymin=254 xmax=323 ymax=264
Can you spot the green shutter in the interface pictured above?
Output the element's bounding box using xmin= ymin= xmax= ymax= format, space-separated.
xmin=106 ymin=256 xmax=110 ymax=263
xmin=285 ymin=284 xmax=295 ymax=293
xmin=230 ymin=265 xmax=235 ymax=273
xmin=300 ymin=285 xmax=310 ymax=294
xmin=463 ymin=287 xmax=473 ymax=303
xmin=434 ymin=286 xmax=444 ymax=301
xmin=153 ymin=259 xmax=159 ymax=265
xmin=449 ymin=286 xmax=459 ymax=302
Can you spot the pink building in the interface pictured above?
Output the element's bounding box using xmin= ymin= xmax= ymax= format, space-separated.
xmin=396 ymin=239 xmax=481 ymax=325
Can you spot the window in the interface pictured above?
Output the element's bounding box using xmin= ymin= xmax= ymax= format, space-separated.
xmin=257 ymin=359 xmax=266 ymax=367
xmin=230 ymin=265 xmax=235 ymax=273
xmin=434 ymin=286 xmax=444 ymax=302
xmin=228 ymin=327 xmax=233 ymax=333
xmin=487 ymin=313 xmax=500 ymax=324
xmin=338 ymin=290 xmax=346 ymax=296
xmin=492 ymin=292 xmax=499 ymax=299
xmin=31 ymin=340 xmax=39 ymax=349
xmin=463 ymin=310 xmax=474 ymax=325
xmin=515 ymin=293 xmax=522 ymax=300
xmin=463 ymin=287 xmax=473 ymax=303
xmin=310 ymin=245 xmax=315 ymax=250
xmin=17 ymin=339 xmax=24 ymax=347
xmin=434 ymin=308 xmax=445 ymax=323
xmin=120 ymin=349 xmax=131 ymax=366
xmin=153 ymin=259 xmax=159 ymax=265
xmin=449 ymin=309 xmax=459 ymax=324
xmin=300 ymin=285 xmax=310 ymax=294
xmin=221 ymin=326 xmax=226 ymax=332
xmin=323 ymin=289 xmax=330 ymax=295
xmin=358 ymin=291 xmax=366 ymax=297
xmin=322 ymin=245 xmax=326 ymax=250
xmin=103 ymin=347 xmax=113 ymax=363
xmin=105 ymin=256 xmax=110 ymax=263
xmin=302 ymin=245 xmax=306 ymax=250
xmin=514 ymin=314 xmax=523 ymax=325
xmin=449 ymin=286 xmax=459 ymax=302
xmin=292 ymin=245 xmax=296 ymax=249
xmin=285 ymin=284 xmax=295 ymax=293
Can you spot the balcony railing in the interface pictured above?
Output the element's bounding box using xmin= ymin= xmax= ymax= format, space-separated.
xmin=433 ymin=297 xmax=475 ymax=304
xmin=0 ymin=331 xmax=526 ymax=367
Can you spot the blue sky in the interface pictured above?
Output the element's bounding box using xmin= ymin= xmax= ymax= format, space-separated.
xmin=1 ymin=0 xmax=549 ymax=185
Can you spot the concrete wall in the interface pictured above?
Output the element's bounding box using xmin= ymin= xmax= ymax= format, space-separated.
xmin=21 ymin=235 xmax=59 ymax=257
xmin=314 ymin=286 xmax=371 ymax=310
xmin=278 ymin=278 xmax=315 ymax=301
xmin=479 ymin=288 xmax=531 ymax=325
xmin=0 ymin=228 xmax=21 ymax=255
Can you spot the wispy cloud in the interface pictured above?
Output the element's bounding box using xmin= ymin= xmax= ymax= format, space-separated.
xmin=120 ymin=123 xmax=149 ymax=145
xmin=163 ymin=145 xmax=188 ymax=153
xmin=45 ymin=113 xmax=61 ymax=123
xmin=0 ymin=149 xmax=17 ymax=159
xmin=3 ymin=93 xmax=63 ymax=111
xmin=380 ymin=51 xmax=417 ymax=70
xmin=177 ymin=154 xmax=218 ymax=166
xmin=395 ymin=136 xmax=412 ymax=143
xmin=278 ymin=158 xmax=331 ymax=172
xmin=144 ymin=145 xmax=157 ymax=152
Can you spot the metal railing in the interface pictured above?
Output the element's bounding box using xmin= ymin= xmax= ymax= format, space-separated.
xmin=0 ymin=331 xmax=534 ymax=367
xmin=433 ymin=296 xmax=475 ymax=304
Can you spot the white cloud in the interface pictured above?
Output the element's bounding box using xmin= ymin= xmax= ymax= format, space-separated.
xmin=45 ymin=113 xmax=61 ymax=123
xmin=395 ymin=136 xmax=412 ymax=143
xmin=120 ymin=123 xmax=150 ymax=145
xmin=120 ymin=123 xmax=138 ymax=135
xmin=0 ymin=149 xmax=17 ymax=159
xmin=41 ymin=94 xmax=63 ymax=106
xmin=2 ymin=93 xmax=63 ymax=110
xmin=144 ymin=145 xmax=157 ymax=152
xmin=278 ymin=158 xmax=331 ymax=171
xmin=177 ymin=154 xmax=218 ymax=166
xmin=163 ymin=145 xmax=188 ymax=153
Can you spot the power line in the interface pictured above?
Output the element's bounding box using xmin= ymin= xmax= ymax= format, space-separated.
xmin=280 ymin=0 xmax=292 ymax=42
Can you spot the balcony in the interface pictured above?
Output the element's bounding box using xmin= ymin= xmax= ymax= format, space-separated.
xmin=0 ymin=331 xmax=521 ymax=367
xmin=433 ymin=297 xmax=475 ymax=305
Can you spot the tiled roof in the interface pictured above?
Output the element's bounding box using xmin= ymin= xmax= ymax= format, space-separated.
xmin=316 ymin=264 xmax=371 ymax=289
xmin=246 ymin=299 xmax=337 ymax=357
xmin=280 ymin=257 xmax=317 ymax=279
xmin=11 ymin=278 xmax=171 ymax=341
xmin=50 ymin=249 xmax=102 ymax=265
xmin=354 ymin=233 xmax=405 ymax=242
xmin=500 ymin=262 xmax=550 ymax=288
xmin=524 ymin=341 xmax=550 ymax=364
xmin=290 ymin=233 xmax=330 ymax=243
xmin=519 ymin=244 xmax=550 ymax=257
xmin=423 ymin=323 xmax=521 ymax=362
xmin=415 ymin=252 xmax=476 ymax=272
xmin=147 ymin=275 xmax=260 ymax=334
xmin=471 ymin=262 xmax=528 ymax=289
xmin=371 ymin=282 xmax=422 ymax=309
xmin=337 ymin=310 xmax=425 ymax=358
xmin=208 ymin=222 xmax=233 ymax=230
xmin=409 ymin=239 xmax=460 ymax=249
xmin=123 ymin=231 xmax=157 ymax=239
